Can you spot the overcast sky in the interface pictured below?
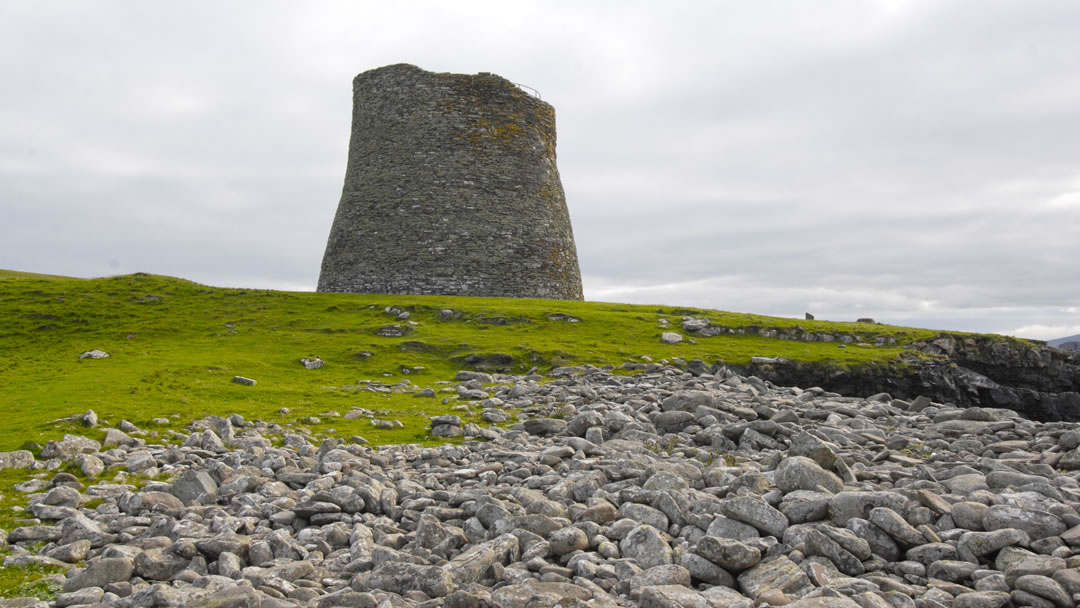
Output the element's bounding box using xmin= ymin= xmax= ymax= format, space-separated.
xmin=2 ymin=1 xmax=1078 ymax=340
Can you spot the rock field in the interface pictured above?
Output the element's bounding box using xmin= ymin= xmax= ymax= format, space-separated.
xmin=5 ymin=363 xmax=1080 ymax=608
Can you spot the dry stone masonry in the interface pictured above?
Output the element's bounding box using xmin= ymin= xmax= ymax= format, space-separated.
xmin=6 ymin=363 xmax=1080 ymax=607
xmin=317 ymin=64 xmax=583 ymax=300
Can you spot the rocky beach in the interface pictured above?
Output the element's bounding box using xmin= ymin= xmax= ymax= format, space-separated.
xmin=3 ymin=362 xmax=1080 ymax=608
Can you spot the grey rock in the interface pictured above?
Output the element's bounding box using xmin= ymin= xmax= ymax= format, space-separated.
xmin=905 ymin=542 xmax=957 ymax=566
xmin=680 ymin=552 xmax=735 ymax=586
xmin=639 ymin=585 xmax=711 ymax=608
xmin=953 ymin=592 xmax=1012 ymax=608
xmin=720 ymin=496 xmax=789 ymax=538
xmin=300 ymin=356 xmax=324 ymax=369
xmin=548 ymin=526 xmax=588 ymax=555
xmin=133 ymin=547 xmax=189 ymax=581
xmin=707 ymin=515 xmax=761 ymax=541
xmin=847 ymin=516 xmax=902 ymax=562
xmin=775 ymin=456 xmax=844 ymax=493
xmin=953 ymin=502 xmax=990 ymax=531
xmin=362 ymin=561 xmax=455 ymax=597
xmin=1003 ymin=554 xmax=1067 ymax=587
xmin=618 ymin=502 xmax=669 ymax=530
xmin=789 ymin=432 xmax=839 ymax=470
xmin=804 ymin=529 xmax=864 ymax=576
xmin=1014 ymin=575 xmax=1073 ymax=608
xmin=786 ymin=597 xmax=863 ymax=608
xmin=737 ymin=555 xmax=813 ymax=600
xmin=983 ymin=506 xmax=1066 ymax=541
xmin=44 ymin=539 xmax=91 ymax=563
xmin=171 ymin=469 xmax=218 ymax=505
xmin=830 ymin=491 xmax=906 ymax=526
xmin=958 ymin=529 xmax=1031 ymax=563
xmin=63 ymin=557 xmax=134 ymax=592
xmin=695 ymin=536 xmax=761 ymax=572
xmin=55 ymin=587 xmax=104 ymax=608
xmin=630 ymin=564 xmax=692 ymax=592
xmin=927 ymin=559 xmax=979 ymax=582
xmin=620 ymin=524 xmax=673 ymax=569
xmin=0 ymin=450 xmax=34 ymax=470
xmin=40 ymin=434 xmax=101 ymax=459
xmin=522 ymin=418 xmax=567 ymax=436
xmin=868 ymin=507 xmax=926 ymax=547
xmin=443 ymin=533 xmax=518 ymax=586
xmin=661 ymin=390 xmax=716 ymax=412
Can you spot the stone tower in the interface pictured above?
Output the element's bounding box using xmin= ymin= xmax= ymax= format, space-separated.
xmin=317 ymin=64 xmax=583 ymax=300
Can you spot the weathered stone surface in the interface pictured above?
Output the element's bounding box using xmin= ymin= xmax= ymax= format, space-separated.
xmin=720 ymin=496 xmax=788 ymax=538
xmin=786 ymin=597 xmax=863 ymax=608
xmin=443 ymin=533 xmax=518 ymax=585
xmin=982 ymin=506 xmax=1067 ymax=540
xmin=775 ymin=456 xmax=844 ymax=493
xmin=133 ymin=547 xmax=189 ymax=581
xmin=318 ymin=64 xmax=582 ymax=300
xmin=804 ymin=529 xmax=864 ymax=576
xmin=548 ymin=526 xmax=588 ymax=555
xmin=491 ymin=580 xmax=593 ymax=607
xmin=695 ymin=536 xmax=760 ymax=572
xmin=661 ymin=332 xmax=684 ymax=344
xmin=0 ymin=450 xmax=34 ymax=470
xmin=170 ymin=469 xmax=218 ymax=505
xmin=362 ymin=561 xmax=456 ymax=597
xmin=737 ymin=556 xmax=813 ymax=600
xmin=620 ymin=524 xmax=673 ymax=569
xmin=639 ymin=584 xmax=711 ymax=608
xmin=40 ymin=434 xmax=100 ymax=459
xmin=62 ymin=557 xmax=134 ymax=592
xmin=1014 ymin=575 xmax=1073 ymax=608
xmin=953 ymin=591 xmax=1013 ymax=608
xmin=869 ymin=507 xmax=926 ymax=547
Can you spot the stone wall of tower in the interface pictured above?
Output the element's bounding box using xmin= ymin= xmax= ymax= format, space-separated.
xmin=317 ymin=64 xmax=583 ymax=300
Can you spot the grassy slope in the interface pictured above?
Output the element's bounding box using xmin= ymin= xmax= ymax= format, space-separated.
xmin=0 ymin=271 xmax=950 ymax=454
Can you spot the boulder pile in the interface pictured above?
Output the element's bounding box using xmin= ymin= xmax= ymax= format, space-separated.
xmin=5 ymin=363 xmax=1080 ymax=608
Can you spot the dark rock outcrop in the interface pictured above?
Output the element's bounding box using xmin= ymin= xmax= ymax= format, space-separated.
xmin=734 ymin=335 xmax=1080 ymax=421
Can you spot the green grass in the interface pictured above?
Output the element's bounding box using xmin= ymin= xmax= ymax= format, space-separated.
xmin=0 ymin=270 xmax=989 ymax=454
xmin=0 ymin=269 xmax=77 ymax=281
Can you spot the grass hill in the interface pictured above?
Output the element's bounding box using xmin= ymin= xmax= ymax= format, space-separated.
xmin=1049 ymin=333 xmax=1080 ymax=349
xmin=0 ymin=270 xmax=960 ymax=454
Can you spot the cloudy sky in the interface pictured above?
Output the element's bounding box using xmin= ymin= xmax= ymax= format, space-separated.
xmin=2 ymin=1 xmax=1078 ymax=340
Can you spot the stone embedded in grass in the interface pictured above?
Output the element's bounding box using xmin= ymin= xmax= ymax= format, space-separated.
xmin=232 ymin=376 xmax=256 ymax=386
xmin=661 ymin=331 xmax=683 ymax=344
xmin=431 ymin=414 xmax=463 ymax=438
xmin=0 ymin=449 xmax=34 ymax=470
xmin=300 ymin=356 xmax=324 ymax=369
xmin=79 ymin=409 xmax=98 ymax=427
xmin=79 ymin=349 xmax=109 ymax=359
xmin=375 ymin=324 xmax=410 ymax=337
xmin=40 ymin=434 xmax=101 ymax=459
